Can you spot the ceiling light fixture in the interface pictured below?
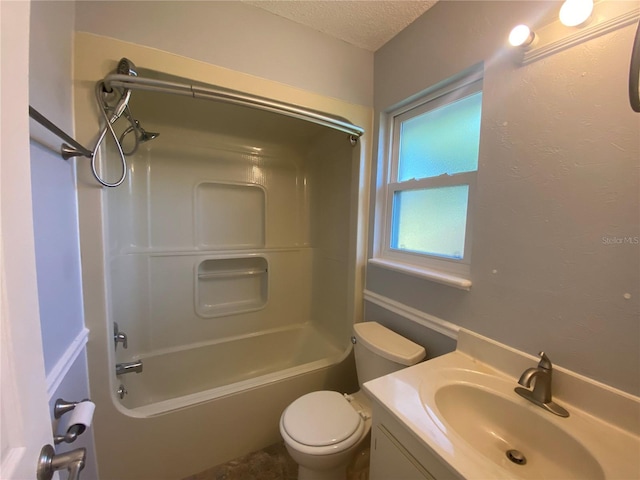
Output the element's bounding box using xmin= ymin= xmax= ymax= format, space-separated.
xmin=559 ymin=0 xmax=594 ymax=27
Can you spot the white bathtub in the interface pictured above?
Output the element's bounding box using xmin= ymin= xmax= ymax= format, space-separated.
xmin=119 ymin=323 xmax=348 ymax=416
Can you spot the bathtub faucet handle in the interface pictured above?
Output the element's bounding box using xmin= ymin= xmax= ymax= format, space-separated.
xmin=114 ymin=322 xmax=128 ymax=350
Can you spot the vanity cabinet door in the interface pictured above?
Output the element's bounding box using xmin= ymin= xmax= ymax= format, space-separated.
xmin=370 ymin=424 xmax=435 ymax=480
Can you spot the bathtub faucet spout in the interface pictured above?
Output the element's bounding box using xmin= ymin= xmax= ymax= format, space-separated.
xmin=116 ymin=360 xmax=143 ymax=376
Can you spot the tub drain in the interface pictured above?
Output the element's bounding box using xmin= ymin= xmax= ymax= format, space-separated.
xmin=506 ymin=449 xmax=527 ymax=465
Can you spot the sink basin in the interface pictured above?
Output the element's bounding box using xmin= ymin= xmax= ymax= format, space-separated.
xmin=432 ymin=382 xmax=604 ymax=480
xmin=418 ymin=368 xmax=606 ymax=480
xmin=365 ymin=333 xmax=639 ymax=480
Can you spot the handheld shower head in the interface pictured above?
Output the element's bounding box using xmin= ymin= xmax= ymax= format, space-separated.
xmin=109 ymin=58 xmax=138 ymax=122
xmin=91 ymin=58 xmax=141 ymax=187
xmin=109 ymin=92 xmax=131 ymax=123
xmin=117 ymin=58 xmax=138 ymax=77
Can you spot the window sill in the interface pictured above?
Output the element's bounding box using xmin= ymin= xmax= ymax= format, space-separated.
xmin=368 ymin=258 xmax=472 ymax=291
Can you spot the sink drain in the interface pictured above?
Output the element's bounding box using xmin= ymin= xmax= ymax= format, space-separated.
xmin=506 ymin=449 xmax=527 ymax=465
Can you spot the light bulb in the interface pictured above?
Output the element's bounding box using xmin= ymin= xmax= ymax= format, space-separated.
xmin=559 ymin=0 xmax=594 ymax=27
xmin=509 ymin=25 xmax=535 ymax=47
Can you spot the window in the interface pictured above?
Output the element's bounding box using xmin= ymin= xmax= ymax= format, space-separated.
xmin=373 ymin=73 xmax=483 ymax=287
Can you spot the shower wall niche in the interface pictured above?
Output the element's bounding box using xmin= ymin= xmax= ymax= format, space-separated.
xmin=196 ymin=256 xmax=269 ymax=318
xmin=105 ymin=90 xmax=357 ymax=370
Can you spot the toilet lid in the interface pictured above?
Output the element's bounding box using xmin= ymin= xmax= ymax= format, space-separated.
xmin=282 ymin=391 xmax=362 ymax=447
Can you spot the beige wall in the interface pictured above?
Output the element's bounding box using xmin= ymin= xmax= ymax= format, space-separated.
xmin=75 ymin=0 xmax=373 ymax=106
xmin=368 ymin=1 xmax=640 ymax=395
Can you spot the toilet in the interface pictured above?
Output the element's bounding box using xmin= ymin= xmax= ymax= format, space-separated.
xmin=279 ymin=321 xmax=426 ymax=480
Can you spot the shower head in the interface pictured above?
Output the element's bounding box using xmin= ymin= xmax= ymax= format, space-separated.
xmin=118 ymin=119 xmax=160 ymax=155
xmin=109 ymin=58 xmax=138 ymax=123
xmin=134 ymin=118 xmax=159 ymax=143
xmin=139 ymin=128 xmax=159 ymax=143
xmin=117 ymin=58 xmax=138 ymax=77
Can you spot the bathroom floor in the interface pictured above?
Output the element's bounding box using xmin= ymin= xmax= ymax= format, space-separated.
xmin=183 ymin=441 xmax=370 ymax=480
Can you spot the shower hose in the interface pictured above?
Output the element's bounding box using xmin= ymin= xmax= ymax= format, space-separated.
xmin=91 ymin=81 xmax=141 ymax=187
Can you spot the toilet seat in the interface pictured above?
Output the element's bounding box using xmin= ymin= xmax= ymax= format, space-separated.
xmin=281 ymin=391 xmax=365 ymax=455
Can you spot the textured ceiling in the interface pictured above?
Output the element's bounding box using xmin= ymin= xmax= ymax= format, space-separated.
xmin=242 ymin=1 xmax=438 ymax=51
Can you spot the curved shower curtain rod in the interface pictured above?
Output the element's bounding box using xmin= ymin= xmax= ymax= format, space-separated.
xmin=102 ymin=73 xmax=365 ymax=139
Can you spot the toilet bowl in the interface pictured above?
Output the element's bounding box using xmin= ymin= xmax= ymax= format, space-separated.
xmin=280 ymin=322 xmax=425 ymax=480
xmin=280 ymin=390 xmax=371 ymax=479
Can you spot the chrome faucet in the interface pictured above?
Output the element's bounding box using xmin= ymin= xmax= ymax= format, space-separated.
xmin=515 ymin=351 xmax=569 ymax=417
xmin=115 ymin=360 xmax=143 ymax=376
xmin=113 ymin=322 xmax=128 ymax=350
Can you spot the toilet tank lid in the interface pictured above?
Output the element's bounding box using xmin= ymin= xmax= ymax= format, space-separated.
xmin=353 ymin=322 xmax=426 ymax=366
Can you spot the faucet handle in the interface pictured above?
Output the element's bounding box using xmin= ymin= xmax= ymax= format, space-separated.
xmin=114 ymin=322 xmax=128 ymax=350
xmin=537 ymin=351 xmax=552 ymax=370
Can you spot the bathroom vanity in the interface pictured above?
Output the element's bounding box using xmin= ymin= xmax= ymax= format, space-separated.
xmin=369 ymin=402 xmax=460 ymax=480
xmin=364 ymin=329 xmax=640 ymax=480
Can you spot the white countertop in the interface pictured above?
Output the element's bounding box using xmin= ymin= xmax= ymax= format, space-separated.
xmin=364 ymin=329 xmax=640 ymax=480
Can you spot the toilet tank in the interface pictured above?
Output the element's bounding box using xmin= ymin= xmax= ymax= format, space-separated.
xmin=353 ymin=322 xmax=426 ymax=388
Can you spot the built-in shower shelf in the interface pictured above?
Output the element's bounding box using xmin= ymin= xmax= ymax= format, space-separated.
xmin=197 ymin=269 xmax=267 ymax=279
xmin=199 ymin=299 xmax=266 ymax=317
xmin=196 ymin=257 xmax=268 ymax=318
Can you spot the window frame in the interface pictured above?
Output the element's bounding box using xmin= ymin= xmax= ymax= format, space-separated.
xmin=373 ymin=73 xmax=483 ymax=284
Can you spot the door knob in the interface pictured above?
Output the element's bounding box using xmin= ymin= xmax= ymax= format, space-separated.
xmin=37 ymin=444 xmax=86 ymax=480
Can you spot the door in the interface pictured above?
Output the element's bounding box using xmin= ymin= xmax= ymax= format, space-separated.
xmin=370 ymin=425 xmax=434 ymax=480
xmin=0 ymin=1 xmax=55 ymax=478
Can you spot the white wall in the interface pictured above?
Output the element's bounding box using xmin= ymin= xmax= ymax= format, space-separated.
xmin=75 ymin=0 xmax=373 ymax=106
xmin=368 ymin=1 xmax=639 ymax=396
xmin=29 ymin=0 xmax=97 ymax=476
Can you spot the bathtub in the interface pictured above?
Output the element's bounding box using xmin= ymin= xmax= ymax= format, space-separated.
xmin=75 ymin=36 xmax=369 ymax=479
xmin=119 ymin=323 xmax=349 ymax=415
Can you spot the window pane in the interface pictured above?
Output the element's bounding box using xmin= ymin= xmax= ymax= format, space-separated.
xmin=391 ymin=185 xmax=469 ymax=259
xmin=398 ymin=92 xmax=482 ymax=181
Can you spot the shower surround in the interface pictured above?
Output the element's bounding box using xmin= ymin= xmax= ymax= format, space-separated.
xmin=74 ymin=34 xmax=371 ymax=479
